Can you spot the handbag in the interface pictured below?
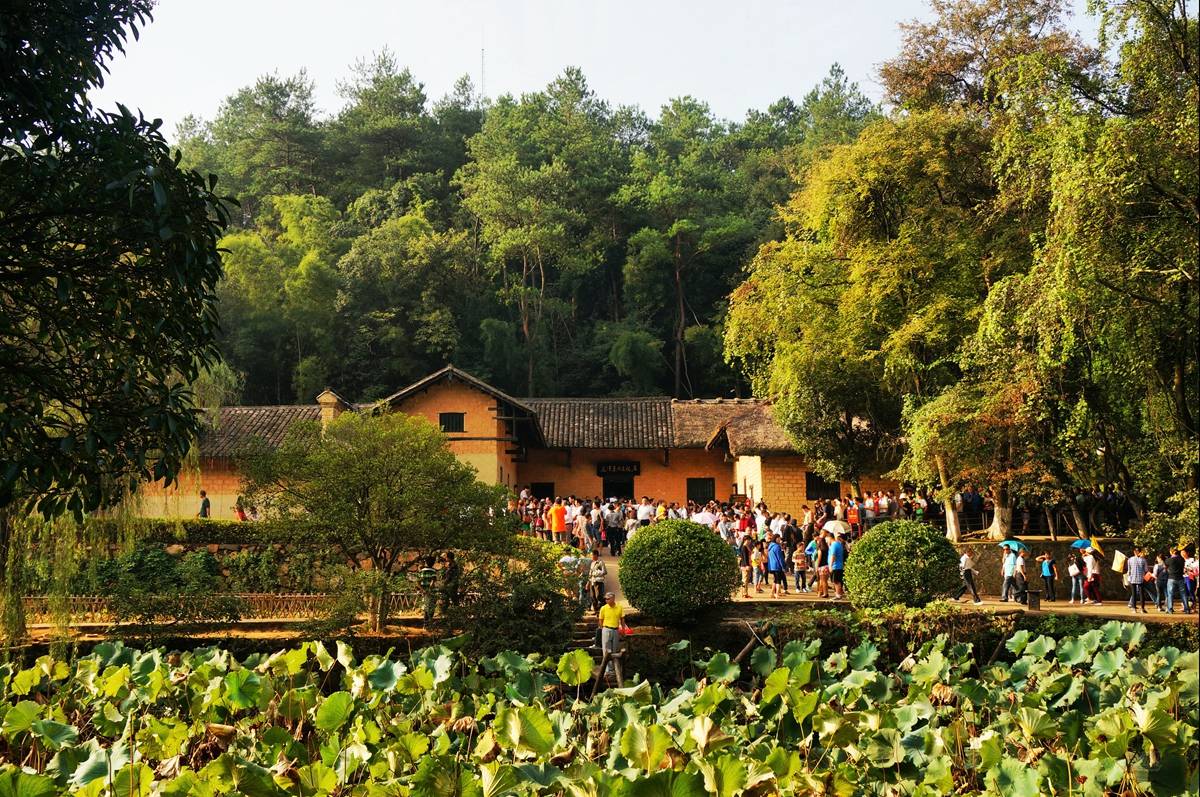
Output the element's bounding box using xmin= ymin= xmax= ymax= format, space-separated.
xmin=1068 ymin=563 xmax=1081 ymax=577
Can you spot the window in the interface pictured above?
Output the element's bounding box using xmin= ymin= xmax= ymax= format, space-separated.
xmin=530 ymin=482 xmax=555 ymax=499
xmin=805 ymin=471 xmax=841 ymax=501
xmin=687 ymin=478 xmax=716 ymax=504
xmin=439 ymin=412 xmax=465 ymax=433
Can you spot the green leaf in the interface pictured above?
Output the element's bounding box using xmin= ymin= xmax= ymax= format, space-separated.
xmin=749 ymin=646 xmax=776 ymax=677
xmin=864 ymin=728 xmax=904 ymax=767
xmin=1091 ymin=649 xmax=1127 ymax=680
xmin=516 ymin=706 xmax=555 ymax=757
xmin=1014 ymin=707 xmax=1056 ymax=740
xmin=367 ymin=660 xmax=402 ymax=693
xmin=987 ymin=758 xmax=1041 ymax=797
xmin=296 ymin=762 xmax=337 ymax=796
xmin=1 ymin=701 xmax=42 ymax=739
xmin=29 ymin=720 xmax=77 ymax=750
xmin=0 ymin=770 xmax=57 ymax=797
xmin=696 ymin=754 xmax=747 ymax=797
xmin=704 ymin=653 xmax=740 ymax=683
xmin=620 ymin=722 xmax=674 ymax=770
xmin=314 ymin=691 xmax=355 ymax=732
xmin=223 ymin=669 xmax=262 ymax=710
xmin=849 ymin=640 xmax=879 ymax=670
xmin=556 ymin=649 xmax=595 ymax=687
xmin=761 ymin=668 xmax=790 ymax=703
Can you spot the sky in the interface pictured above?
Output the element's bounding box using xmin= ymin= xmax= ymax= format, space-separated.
xmin=89 ymin=0 xmax=1100 ymax=136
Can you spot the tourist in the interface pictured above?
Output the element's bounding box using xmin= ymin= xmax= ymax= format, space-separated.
xmin=1000 ymin=547 xmax=1018 ymax=602
xmin=828 ymin=531 xmax=846 ymax=600
xmin=597 ymin=592 xmax=627 ymax=656
xmin=1036 ymin=551 xmax=1058 ymax=601
xmin=814 ymin=532 xmax=831 ymax=599
xmin=602 ymin=503 xmax=622 ymax=553
xmin=1125 ymin=546 xmax=1149 ymax=614
xmin=1082 ymin=548 xmax=1103 ymax=605
xmin=767 ymin=533 xmax=788 ymax=598
xmin=197 ymin=490 xmax=210 ymax=518
xmin=573 ymin=508 xmax=589 ymax=550
xmin=1185 ymin=550 xmax=1198 ymax=610
xmin=1152 ymin=553 xmax=1168 ymax=610
xmin=548 ymin=498 xmax=567 ymax=544
xmin=956 ymin=549 xmax=982 ymax=604
xmin=791 ymin=540 xmax=809 ymax=592
xmin=1013 ymin=550 xmax=1028 ymax=605
xmin=232 ymin=501 xmax=247 ymax=522
xmin=750 ymin=540 xmax=766 ymax=593
xmin=1067 ymin=553 xmax=1085 ymax=604
xmin=588 ymin=550 xmax=607 ymax=613
xmin=1165 ymin=548 xmax=1191 ymax=614
xmin=737 ymin=536 xmax=753 ymax=598
xmin=636 ymin=497 xmax=654 ymax=527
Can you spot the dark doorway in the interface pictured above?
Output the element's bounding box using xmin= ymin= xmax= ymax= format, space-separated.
xmin=602 ymin=475 xmax=634 ymax=500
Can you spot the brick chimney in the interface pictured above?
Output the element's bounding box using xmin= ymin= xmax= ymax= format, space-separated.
xmin=315 ymin=388 xmax=350 ymax=429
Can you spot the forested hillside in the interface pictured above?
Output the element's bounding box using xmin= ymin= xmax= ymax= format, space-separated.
xmin=179 ymin=0 xmax=1196 ymax=519
xmin=179 ymin=55 xmax=876 ymax=404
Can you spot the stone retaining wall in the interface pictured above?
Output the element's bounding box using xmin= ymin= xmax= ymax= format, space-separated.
xmin=955 ymin=539 xmax=1133 ymax=602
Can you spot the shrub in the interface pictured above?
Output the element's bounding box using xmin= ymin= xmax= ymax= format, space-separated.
xmin=441 ymin=537 xmax=580 ymax=655
xmin=843 ymin=519 xmax=960 ymax=610
xmin=619 ymin=519 xmax=739 ymax=623
xmin=100 ymin=544 xmax=242 ymax=635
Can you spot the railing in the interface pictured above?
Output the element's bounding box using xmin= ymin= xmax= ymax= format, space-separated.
xmin=22 ymin=591 xmax=427 ymax=625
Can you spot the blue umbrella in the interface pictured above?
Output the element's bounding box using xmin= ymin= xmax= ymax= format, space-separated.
xmin=1071 ymin=539 xmax=1093 ymax=550
xmin=997 ymin=539 xmax=1029 ymax=551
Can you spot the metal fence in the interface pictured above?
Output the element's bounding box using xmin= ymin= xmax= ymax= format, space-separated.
xmin=22 ymin=591 xmax=426 ymax=625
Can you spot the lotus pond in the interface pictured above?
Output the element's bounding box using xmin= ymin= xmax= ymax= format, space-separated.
xmin=0 ymin=621 xmax=1195 ymax=795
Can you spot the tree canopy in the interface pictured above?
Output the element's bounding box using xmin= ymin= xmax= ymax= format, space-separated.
xmin=1 ymin=1 xmax=230 ymax=518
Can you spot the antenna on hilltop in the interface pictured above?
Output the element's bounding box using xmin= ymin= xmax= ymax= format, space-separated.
xmin=480 ymin=45 xmax=486 ymax=107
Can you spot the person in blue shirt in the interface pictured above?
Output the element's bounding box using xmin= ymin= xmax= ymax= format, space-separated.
xmin=1000 ymin=549 xmax=1018 ymax=601
xmin=767 ymin=534 xmax=788 ymax=598
xmin=1035 ymin=551 xmax=1058 ymax=601
xmin=828 ymin=532 xmax=846 ymax=599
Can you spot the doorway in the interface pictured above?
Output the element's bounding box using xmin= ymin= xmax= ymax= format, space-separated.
xmin=602 ymin=475 xmax=634 ymax=501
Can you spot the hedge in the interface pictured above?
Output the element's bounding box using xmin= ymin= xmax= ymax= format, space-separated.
xmin=843 ymin=519 xmax=961 ymax=609
xmin=82 ymin=517 xmax=311 ymax=546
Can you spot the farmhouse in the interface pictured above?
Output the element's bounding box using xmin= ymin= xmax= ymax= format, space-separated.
xmin=140 ymin=366 xmax=895 ymax=519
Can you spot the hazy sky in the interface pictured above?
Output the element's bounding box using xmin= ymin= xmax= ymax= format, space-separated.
xmin=89 ymin=0 xmax=1099 ymax=135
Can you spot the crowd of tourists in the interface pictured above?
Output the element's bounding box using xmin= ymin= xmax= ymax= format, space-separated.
xmin=984 ymin=543 xmax=1197 ymax=615
xmin=515 ymin=490 xmax=886 ymax=609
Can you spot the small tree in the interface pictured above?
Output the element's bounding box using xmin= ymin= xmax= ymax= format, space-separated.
xmin=242 ymin=411 xmax=514 ymax=630
xmin=619 ymin=519 xmax=739 ymax=622
xmin=843 ymin=520 xmax=961 ymax=610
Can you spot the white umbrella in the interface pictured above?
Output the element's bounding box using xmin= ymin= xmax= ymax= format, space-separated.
xmin=822 ymin=520 xmax=851 ymax=535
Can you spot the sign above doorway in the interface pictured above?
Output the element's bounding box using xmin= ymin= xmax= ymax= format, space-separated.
xmin=596 ymin=461 xmax=640 ymax=477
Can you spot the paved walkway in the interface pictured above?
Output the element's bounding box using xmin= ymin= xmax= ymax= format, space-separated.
xmin=595 ymin=554 xmax=1195 ymax=624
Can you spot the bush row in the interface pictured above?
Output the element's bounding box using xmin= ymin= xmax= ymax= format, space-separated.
xmin=83 ymin=516 xmax=308 ymax=546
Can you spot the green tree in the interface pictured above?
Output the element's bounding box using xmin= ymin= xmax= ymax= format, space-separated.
xmin=241 ymin=412 xmax=515 ymax=631
xmin=620 ymin=97 xmax=757 ymax=397
xmin=178 ymin=71 xmax=326 ymax=223
xmin=0 ymin=2 xmax=229 ymax=517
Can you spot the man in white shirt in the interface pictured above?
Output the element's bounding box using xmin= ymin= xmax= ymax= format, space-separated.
xmin=636 ymin=497 xmax=654 ymax=526
xmin=955 ymin=551 xmax=982 ymax=603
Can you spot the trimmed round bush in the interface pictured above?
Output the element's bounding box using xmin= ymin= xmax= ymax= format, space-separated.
xmin=619 ymin=519 xmax=739 ymax=622
xmin=844 ymin=520 xmax=961 ymax=610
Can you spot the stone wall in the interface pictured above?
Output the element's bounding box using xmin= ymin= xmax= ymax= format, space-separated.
xmin=955 ymin=539 xmax=1133 ymax=602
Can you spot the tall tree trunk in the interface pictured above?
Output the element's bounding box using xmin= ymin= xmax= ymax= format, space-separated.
xmin=1045 ymin=505 xmax=1058 ymax=541
xmin=1069 ymin=501 xmax=1089 ymax=540
xmin=935 ymin=453 xmax=961 ymax=542
xmin=672 ymin=236 xmax=686 ymax=398
xmin=986 ymin=482 xmax=1011 ymax=540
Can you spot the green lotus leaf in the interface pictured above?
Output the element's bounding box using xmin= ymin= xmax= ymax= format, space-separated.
xmin=223 ymin=669 xmax=263 ymax=710
xmin=620 ymin=722 xmax=673 ymax=770
xmin=29 ymin=719 xmax=77 ymax=750
xmin=556 ymin=649 xmax=595 ymax=687
xmin=849 ymin=640 xmax=880 ymax=670
xmin=314 ymin=692 xmax=355 ymax=733
xmin=0 ymin=769 xmax=57 ymax=797
xmin=1 ymin=701 xmax=41 ymax=739
xmin=749 ymin=646 xmax=776 ymax=678
xmin=704 ymin=653 xmax=739 ymax=683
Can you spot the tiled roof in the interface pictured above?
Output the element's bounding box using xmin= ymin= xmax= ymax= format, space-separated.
xmin=198 ymin=405 xmax=321 ymax=458
xmin=522 ymin=398 xmax=675 ymax=449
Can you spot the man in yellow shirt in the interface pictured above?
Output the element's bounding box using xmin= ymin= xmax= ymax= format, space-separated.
xmin=597 ymin=592 xmax=626 ymax=655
